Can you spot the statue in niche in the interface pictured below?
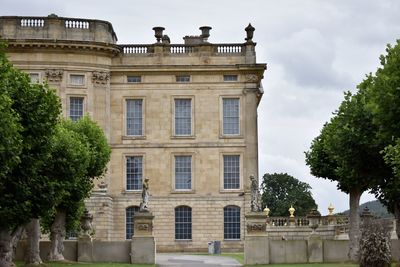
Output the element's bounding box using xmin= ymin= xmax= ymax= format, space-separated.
xmin=140 ymin=178 xmax=150 ymax=212
xmin=250 ymin=175 xmax=262 ymax=212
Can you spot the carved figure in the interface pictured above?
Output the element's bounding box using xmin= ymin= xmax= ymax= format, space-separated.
xmin=140 ymin=178 xmax=150 ymax=212
xmin=250 ymin=175 xmax=262 ymax=212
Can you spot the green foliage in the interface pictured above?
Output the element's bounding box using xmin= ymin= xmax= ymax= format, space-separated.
xmin=360 ymin=220 xmax=392 ymax=267
xmin=261 ymin=173 xmax=317 ymax=216
xmin=305 ymin=89 xmax=389 ymax=194
xmin=0 ymin=45 xmax=61 ymax=229
xmin=42 ymin=117 xmax=111 ymax=233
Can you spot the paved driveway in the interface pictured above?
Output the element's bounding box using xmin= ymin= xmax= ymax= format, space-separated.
xmin=156 ymin=254 xmax=242 ymax=267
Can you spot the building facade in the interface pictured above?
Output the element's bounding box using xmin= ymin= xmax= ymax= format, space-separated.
xmin=0 ymin=15 xmax=266 ymax=252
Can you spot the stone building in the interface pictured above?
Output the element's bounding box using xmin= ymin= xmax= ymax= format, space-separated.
xmin=0 ymin=15 xmax=266 ymax=251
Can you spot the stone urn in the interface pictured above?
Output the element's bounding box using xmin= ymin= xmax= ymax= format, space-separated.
xmin=80 ymin=208 xmax=93 ymax=236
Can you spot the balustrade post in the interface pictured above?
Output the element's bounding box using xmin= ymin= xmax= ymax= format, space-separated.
xmin=244 ymin=212 xmax=269 ymax=265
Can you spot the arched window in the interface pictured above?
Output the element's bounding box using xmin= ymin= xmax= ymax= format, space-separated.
xmin=224 ymin=205 xmax=240 ymax=240
xmin=126 ymin=206 xmax=140 ymax=239
xmin=175 ymin=206 xmax=192 ymax=240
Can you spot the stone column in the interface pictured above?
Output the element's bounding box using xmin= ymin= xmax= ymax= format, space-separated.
xmin=131 ymin=211 xmax=156 ymax=264
xmin=244 ymin=212 xmax=269 ymax=265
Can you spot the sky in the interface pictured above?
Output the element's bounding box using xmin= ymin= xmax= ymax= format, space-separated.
xmin=2 ymin=0 xmax=400 ymax=214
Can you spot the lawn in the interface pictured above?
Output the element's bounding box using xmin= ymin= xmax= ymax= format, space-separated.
xmin=16 ymin=262 xmax=155 ymax=267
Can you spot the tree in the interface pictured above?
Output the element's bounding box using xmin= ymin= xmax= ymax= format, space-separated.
xmin=365 ymin=40 xmax=400 ymax=240
xmin=44 ymin=117 xmax=111 ymax=261
xmin=261 ymin=173 xmax=317 ymax=216
xmin=0 ymin=44 xmax=61 ymax=267
xmin=305 ymin=89 xmax=389 ymax=262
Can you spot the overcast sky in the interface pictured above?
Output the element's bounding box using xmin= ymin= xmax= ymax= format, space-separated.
xmin=2 ymin=0 xmax=400 ymax=214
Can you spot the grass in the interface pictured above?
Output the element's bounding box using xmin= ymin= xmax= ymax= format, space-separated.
xmin=16 ymin=262 xmax=155 ymax=267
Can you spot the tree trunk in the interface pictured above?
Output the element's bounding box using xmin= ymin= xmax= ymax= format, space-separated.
xmin=348 ymin=188 xmax=362 ymax=262
xmin=0 ymin=226 xmax=24 ymax=267
xmin=394 ymin=202 xmax=400 ymax=239
xmin=24 ymin=219 xmax=42 ymax=266
xmin=48 ymin=210 xmax=66 ymax=261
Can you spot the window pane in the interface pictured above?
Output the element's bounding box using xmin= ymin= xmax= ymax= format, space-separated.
xmin=69 ymin=97 xmax=84 ymax=122
xmin=176 ymin=75 xmax=190 ymax=83
xmin=126 ymin=156 xmax=143 ymax=190
xmin=175 ymin=156 xmax=192 ymax=190
xmin=223 ymin=155 xmax=240 ymax=189
xmin=126 ymin=206 xmax=140 ymax=239
xmin=126 ymin=99 xmax=143 ymax=136
xmin=175 ymin=206 xmax=192 ymax=240
xmin=70 ymin=74 xmax=85 ymax=85
xmin=175 ymin=99 xmax=191 ymax=135
xmin=224 ymin=206 xmax=240 ymax=240
xmin=223 ymin=98 xmax=239 ymax=135
xmin=29 ymin=73 xmax=40 ymax=83
xmin=127 ymin=76 xmax=141 ymax=83
xmin=223 ymin=75 xmax=238 ymax=82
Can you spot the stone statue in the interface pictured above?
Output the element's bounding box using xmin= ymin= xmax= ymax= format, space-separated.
xmin=140 ymin=178 xmax=150 ymax=212
xmin=250 ymin=175 xmax=262 ymax=212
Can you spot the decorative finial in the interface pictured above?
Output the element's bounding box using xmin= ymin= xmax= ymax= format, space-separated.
xmin=199 ymin=26 xmax=212 ymax=42
xmin=263 ymin=206 xmax=270 ymax=217
xmin=245 ymin=23 xmax=255 ymax=43
xmin=328 ymin=203 xmax=334 ymax=215
xmin=289 ymin=205 xmax=295 ymax=217
xmin=152 ymin=27 xmax=165 ymax=43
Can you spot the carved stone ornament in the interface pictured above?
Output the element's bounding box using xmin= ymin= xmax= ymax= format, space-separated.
xmin=245 ymin=74 xmax=258 ymax=83
xmin=92 ymin=71 xmax=110 ymax=85
xmin=247 ymin=223 xmax=266 ymax=232
xmin=138 ymin=223 xmax=150 ymax=231
xmin=45 ymin=69 xmax=63 ymax=82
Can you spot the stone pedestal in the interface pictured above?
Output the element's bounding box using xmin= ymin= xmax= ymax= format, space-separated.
xmin=244 ymin=212 xmax=269 ymax=265
xmin=77 ymin=235 xmax=93 ymax=262
xmin=307 ymin=234 xmax=323 ymax=263
xmin=131 ymin=211 xmax=155 ymax=264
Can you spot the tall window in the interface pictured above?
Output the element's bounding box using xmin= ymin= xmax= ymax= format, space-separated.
xmin=175 ymin=206 xmax=192 ymax=240
xmin=69 ymin=97 xmax=84 ymax=122
xmin=70 ymin=74 xmax=85 ymax=86
xmin=175 ymin=156 xmax=192 ymax=190
xmin=224 ymin=206 xmax=240 ymax=240
xmin=126 ymin=156 xmax=143 ymax=190
xmin=126 ymin=206 xmax=140 ymax=239
xmin=126 ymin=99 xmax=143 ymax=136
xmin=175 ymin=99 xmax=192 ymax=136
xmin=223 ymin=98 xmax=240 ymax=135
xmin=223 ymin=155 xmax=240 ymax=189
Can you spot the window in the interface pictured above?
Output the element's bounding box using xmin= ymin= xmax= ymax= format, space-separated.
xmin=175 ymin=206 xmax=192 ymax=240
xmin=176 ymin=75 xmax=190 ymax=83
xmin=223 ymin=75 xmax=238 ymax=82
xmin=126 ymin=99 xmax=143 ymax=136
xmin=223 ymin=98 xmax=240 ymax=135
xmin=126 ymin=156 xmax=143 ymax=190
xmin=175 ymin=156 xmax=192 ymax=190
xmin=223 ymin=155 xmax=240 ymax=189
xmin=174 ymin=99 xmax=192 ymax=136
xmin=69 ymin=97 xmax=84 ymax=122
xmin=127 ymin=76 xmax=142 ymax=83
xmin=29 ymin=73 xmax=40 ymax=83
xmin=224 ymin=206 xmax=240 ymax=240
xmin=126 ymin=206 xmax=140 ymax=239
xmin=70 ymin=74 xmax=85 ymax=86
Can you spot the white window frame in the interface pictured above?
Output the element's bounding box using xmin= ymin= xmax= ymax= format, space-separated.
xmin=172 ymin=153 xmax=194 ymax=192
xmin=67 ymin=95 xmax=86 ymax=121
xmin=125 ymin=98 xmax=144 ymax=137
xmin=172 ymin=96 xmax=194 ymax=138
xmin=220 ymin=153 xmax=243 ymax=192
xmin=123 ymin=97 xmax=146 ymax=139
xmin=124 ymin=154 xmax=145 ymax=192
xmin=68 ymin=73 xmax=86 ymax=87
xmin=220 ymin=96 xmax=242 ymax=137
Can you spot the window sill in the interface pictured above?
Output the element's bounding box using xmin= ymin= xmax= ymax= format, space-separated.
xmin=219 ymin=135 xmax=243 ymax=139
xmin=122 ymin=190 xmax=142 ymax=194
xmin=171 ymin=135 xmax=196 ymax=139
xmin=175 ymin=239 xmax=192 ymax=242
xmin=67 ymin=84 xmax=87 ymax=88
xmin=122 ymin=135 xmax=146 ymax=140
xmin=223 ymin=239 xmax=241 ymax=242
xmin=171 ymin=190 xmax=195 ymax=194
xmin=219 ymin=189 xmax=244 ymax=194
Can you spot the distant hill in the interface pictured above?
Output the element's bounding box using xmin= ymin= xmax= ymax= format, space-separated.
xmin=339 ymin=200 xmax=394 ymax=218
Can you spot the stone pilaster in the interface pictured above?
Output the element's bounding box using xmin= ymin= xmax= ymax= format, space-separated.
xmin=131 ymin=211 xmax=156 ymax=264
xmin=244 ymin=212 xmax=269 ymax=265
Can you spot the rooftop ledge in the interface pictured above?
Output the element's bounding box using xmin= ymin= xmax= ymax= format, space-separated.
xmin=0 ymin=15 xmax=259 ymax=60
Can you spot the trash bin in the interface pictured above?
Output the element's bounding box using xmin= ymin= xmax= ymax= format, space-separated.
xmin=208 ymin=241 xmax=221 ymax=254
xmin=208 ymin=241 xmax=214 ymax=254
